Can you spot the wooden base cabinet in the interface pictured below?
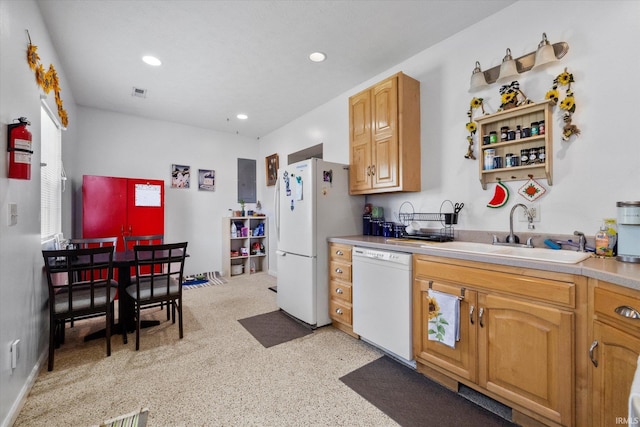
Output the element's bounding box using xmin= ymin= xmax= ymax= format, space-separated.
xmin=414 ymin=255 xmax=579 ymax=427
xmin=589 ymin=280 xmax=640 ymax=426
xmin=328 ymin=243 xmax=358 ymax=337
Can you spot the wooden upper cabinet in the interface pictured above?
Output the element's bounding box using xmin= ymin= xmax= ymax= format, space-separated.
xmin=349 ymin=72 xmax=421 ymax=195
xmin=349 ymin=90 xmax=372 ymax=193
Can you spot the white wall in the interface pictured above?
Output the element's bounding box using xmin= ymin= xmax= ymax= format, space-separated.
xmin=73 ymin=107 xmax=259 ymax=276
xmin=3 ymin=1 xmax=640 ymax=425
xmin=259 ymin=1 xmax=640 ymax=252
xmin=0 ymin=1 xmax=77 ymax=425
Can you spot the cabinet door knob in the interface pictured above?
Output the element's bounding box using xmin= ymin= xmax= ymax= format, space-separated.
xmin=335 ymin=250 xmax=344 ymax=256
xmin=469 ymin=305 xmax=475 ymax=325
xmin=589 ymin=340 xmax=599 ymax=367
xmin=335 ymin=268 xmax=343 ymax=274
xmin=614 ymin=305 xmax=640 ymax=319
xmin=335 ymin=288 xmax=344 ymax=294
xmin=335 ymin=308 xmax=343 ymax=315
xmin=366 ymin=166 xmax=371 ymax=177
xmin=479 ymin=307 xmax=484 ymax=328
xmin=371 ymin=165 xmax=376 ymax=176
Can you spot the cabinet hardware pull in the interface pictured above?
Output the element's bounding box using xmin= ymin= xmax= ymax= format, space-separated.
xmin=335 ymin=268 xmax=343 ymax=274
xmin=336 ymin=288 xmax=343 ymax=294
xmin=371 ymin=165 xmax=376 ymax=176
xmin=335 ymin=308 xmax=343 ymax=315
xmin=479 ymin=307 xmax=484 ymax=328
xmin=589 ymin=340 xmax=599 ymax=367
xmin=367 ymin=166 xmax=371 ymax=177
xmin=469 ymin=305 xmax=475 ymax=325
xmin=336 ymin=250 xmax=343 ymax=255
xmin=614 ymin=305 xmax=640 ymax=319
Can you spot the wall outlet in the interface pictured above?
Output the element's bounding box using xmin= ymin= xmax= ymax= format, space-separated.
xmin=519 ymin=203 xmax=541 ymax=223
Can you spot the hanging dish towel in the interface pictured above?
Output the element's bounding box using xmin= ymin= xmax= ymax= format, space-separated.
xmin=427 ymin=289 xmax=460 ymax=349
xmin=629 ymin=355 xmax=640 ymax=423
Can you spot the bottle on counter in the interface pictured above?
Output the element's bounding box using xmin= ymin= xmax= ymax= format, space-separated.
xmin=595 ymin=222 xmax=609 ymax=256
xmin=604 ymin=218 xmax=618 ymax=257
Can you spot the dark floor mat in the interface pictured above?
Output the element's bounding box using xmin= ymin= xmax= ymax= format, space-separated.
xmin=238 ymin=310 xmax=312 ymax=348
xmin=339 ymin=356 xmax=516 ymax=427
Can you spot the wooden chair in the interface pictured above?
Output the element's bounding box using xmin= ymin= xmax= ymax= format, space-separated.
xmin=126 ymin=242 xmax=188 ymax=350
xmin=67 ymin=237 xmax=118 ymax=327
xmin=123 ymin=234 xmax=168 ymax=317
xmin=69 ymin=236 xmax=118 ymax=249
xmin=42 ymin=246 xmax=117 ymax=371
xmin=123 ymin=234 xmax=164 ymax=250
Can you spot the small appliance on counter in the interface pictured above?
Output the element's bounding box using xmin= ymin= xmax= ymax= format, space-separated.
xmin=617 ymin=201 xmax=640 ymax=263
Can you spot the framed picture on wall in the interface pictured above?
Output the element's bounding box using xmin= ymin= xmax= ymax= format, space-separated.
xmin=198 ymin=169 xmax=215 ymax=191
xmin=265 ymin=153 xmax=278 ymax=186
xmin=171 ymin=164 xmax=190 ymax=189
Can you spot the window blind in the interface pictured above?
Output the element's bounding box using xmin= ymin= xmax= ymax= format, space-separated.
xmin=40 ymin=104 xmax=62 ymax=241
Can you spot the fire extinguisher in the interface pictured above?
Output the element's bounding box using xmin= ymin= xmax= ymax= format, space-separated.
xmin=7 ymin=117 xmax=33 ymax=180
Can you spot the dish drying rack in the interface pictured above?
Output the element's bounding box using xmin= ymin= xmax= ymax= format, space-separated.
xmin=397 ymin=201 xmax=459 ymax=241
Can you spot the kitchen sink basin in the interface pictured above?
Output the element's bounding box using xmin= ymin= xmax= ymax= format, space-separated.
xmin=433 ymin=241 xmax=592 ymax=264
xmin=385 ymin=239 xmax=592 ymax=264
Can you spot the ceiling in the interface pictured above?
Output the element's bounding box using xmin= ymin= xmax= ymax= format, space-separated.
xmin=37 ymin=0 xmax=515 ymax=139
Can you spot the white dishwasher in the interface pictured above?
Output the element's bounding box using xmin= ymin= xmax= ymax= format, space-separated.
xmin=352 ymin=247 xmax=414 ymax=367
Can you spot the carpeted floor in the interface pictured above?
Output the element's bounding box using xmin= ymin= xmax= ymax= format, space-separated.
xmin=14 ymin=273 xmax=518 ymax=426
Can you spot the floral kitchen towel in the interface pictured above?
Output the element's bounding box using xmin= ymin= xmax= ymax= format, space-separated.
xmin=427 ymin=290 xmax=460 ymax=349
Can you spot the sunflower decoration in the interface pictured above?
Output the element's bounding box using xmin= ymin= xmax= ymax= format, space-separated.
xmin=498 ymin=80 xmax=532 ymax=112
xmin=27 ymin=43 xmax=40 ymax=71
xmin=25 ymin=31 xmax=69 ymax=127
xmin=546 ymin=68 xmax=580 ymax=140
xmin=426 ymin=295 xmax=440 ymax=320
xmin=465 ymin=97 xmax=485 ymax=160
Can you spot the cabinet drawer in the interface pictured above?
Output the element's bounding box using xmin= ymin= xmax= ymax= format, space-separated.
xmin=330 ymin=299 xmax=352 ymax=325
xmin=330 ymin=280 xmax=352 ymax=303
xmin=330 ymin=260 xmax=352 ymax=282
xmin=594 ymin=287 xmax=640 ymax=330
xmin=330 ymin=243 xmax=352 ymax=262
xmin=415 ymin=257 xmax=575 ymax=307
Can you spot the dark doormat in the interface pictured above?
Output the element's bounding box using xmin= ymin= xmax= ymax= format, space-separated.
xmin=339 ymin=356 xmax=516 ymax=427
xmin=238 ymin=310 xmax=312 ymax=348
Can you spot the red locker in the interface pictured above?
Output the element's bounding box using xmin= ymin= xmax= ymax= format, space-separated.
xmin=82 ymin=175 xmax=164 ymax=252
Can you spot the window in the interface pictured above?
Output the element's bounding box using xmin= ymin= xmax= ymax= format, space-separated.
xmin=40 ymin=103 xmax=62 ymax=241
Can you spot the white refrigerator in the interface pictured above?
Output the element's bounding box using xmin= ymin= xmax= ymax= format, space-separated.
xmin=275 ymin=158 xmax=362 ymax=327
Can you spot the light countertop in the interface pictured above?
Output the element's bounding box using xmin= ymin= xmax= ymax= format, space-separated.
xmin=329 ymin=235 xmax=640 ymax=291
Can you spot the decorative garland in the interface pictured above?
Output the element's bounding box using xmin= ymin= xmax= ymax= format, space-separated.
xmin=545 ymin=68 xmax=579 ymax=140
xmin=26 ymin=31 xmax=68 ymax=127
xmin=465 ymin=97 xmax=484 ymax=159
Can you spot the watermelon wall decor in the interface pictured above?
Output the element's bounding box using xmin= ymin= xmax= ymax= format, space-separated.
xmin=487 ymin=182 xmax=509 ymax=208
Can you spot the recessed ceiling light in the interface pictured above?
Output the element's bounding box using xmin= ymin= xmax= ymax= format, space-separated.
xmin=142 ymin=55 xmax=162 ymax=66
xmin=309 ymin=52 xmax=326 ymax=62
xmin=237 ymin=114 xmax=248 ymax=120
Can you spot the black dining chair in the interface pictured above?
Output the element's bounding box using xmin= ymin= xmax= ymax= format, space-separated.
xmin=69 ymin=236 xmax=118 ymax=249
xmin=67 ymin=237 xmax=119 ymax=327
xmin=123 ymin=234 xmax=169 ymax=317
xmin=123 ymin=234 xmax=164 ymax=250
xmin=126 ymin=242 xmax=188 ymax=350
xmin=42 ymin=245 xmax=118 ymax=371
